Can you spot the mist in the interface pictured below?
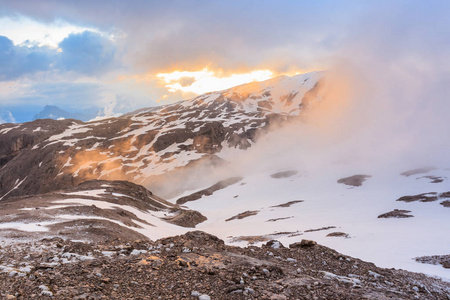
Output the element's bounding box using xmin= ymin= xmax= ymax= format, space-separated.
xmin=232 ymin=66 xmax=448 ymax=179
xmin=145 ymin=2 xmax=450 ymax=198
xmin=148 ymin=56 xmax=450 ymax=198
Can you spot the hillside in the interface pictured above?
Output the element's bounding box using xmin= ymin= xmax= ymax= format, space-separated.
xmin=0 ymin=71 xmax=449 ymax=294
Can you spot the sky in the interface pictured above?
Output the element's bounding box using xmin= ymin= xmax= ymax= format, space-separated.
xmin=0 ymin=0 xmax=449 ymax=123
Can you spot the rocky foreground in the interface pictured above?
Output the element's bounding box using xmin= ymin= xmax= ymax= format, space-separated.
xmin=0 ymin=231 xmax=449 ymax=299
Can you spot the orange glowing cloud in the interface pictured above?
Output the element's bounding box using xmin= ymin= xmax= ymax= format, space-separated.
xmin=115 ymin=67 xmax=308 ymax=105
xmin=156 ymin=68 xmax=275 ymax=94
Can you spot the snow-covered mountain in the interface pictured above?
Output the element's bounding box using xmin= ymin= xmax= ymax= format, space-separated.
xmin=0 ymin=71 xmax=325 ymax=200
xmin=0 ymin=71 xmax=449 ymax=283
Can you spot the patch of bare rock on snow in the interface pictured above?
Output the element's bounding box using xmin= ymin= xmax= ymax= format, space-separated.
xmin=337 ymin=175 xmax=371 ymax=187
xmin=225 ymin=210 xmax=259 ymax=222
xmin=326 ymin=232 xmax=350 ymax=238
xmin=378 ymin=209 xmax=414 ymax=218
xmin=0 ymin=231 xmax=449 ymax=299
xmin=416 ymin=255 xmax=450 ymax=269
xmin=270 ymin=170 xmax=298 ymax=179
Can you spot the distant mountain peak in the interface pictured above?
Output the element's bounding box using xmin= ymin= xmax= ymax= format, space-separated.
xmin=33 ymin=105 xmax=101 ymax=122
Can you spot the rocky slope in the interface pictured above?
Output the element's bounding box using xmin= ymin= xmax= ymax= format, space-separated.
xmin=0 ymin=180 xmax=205 ymax=245
xmin=0 ymin=231 xmax=449 ymax=299
xmin=0 ymin=72 xmax=324 ymax=201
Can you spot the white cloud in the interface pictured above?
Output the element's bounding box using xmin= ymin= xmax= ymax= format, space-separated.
xmin=0 ymin=16 xmax=99 ymax=48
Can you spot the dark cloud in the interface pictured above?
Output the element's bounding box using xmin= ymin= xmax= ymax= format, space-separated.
xmin=1 ymin=1 xmax=449 ymax=76
xmin=0 ymin=1 xmax=364 ymax=73
xmin=1 ymin=0 xmax=450 ymax=126
xmin=0 ymin=35 xmax=54 ymax=80
xmin=58 ymin=31 xmax=117 ymax=75
xmin=0 ymin=31 xmax=118 ymax=81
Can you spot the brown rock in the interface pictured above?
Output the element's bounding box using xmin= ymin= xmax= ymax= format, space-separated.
xmin=396 ymin=193 xmax=438 ymax=203
xmin=326 ymin=232 xmax=350 ymax=238
xmin=290 ymin=240 xmax=317 ymax=248
xmin=225 ymin=210 xmax=259 ymax=222
xmin=337 ymin=175 xmax=371 ymax=187
xmin=378 ymin=209 xmax=414 ymax=218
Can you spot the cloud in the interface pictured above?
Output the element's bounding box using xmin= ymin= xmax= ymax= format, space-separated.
xmin=0 ymin=1 xmax=449 ymax=125
xmin=0 ymin=30 xmax=118 ymax=81
xmin=131 ymin=1 xmax=450 ymax=196
xmin=0 ymin=1 xmax=367 ymax=74
xmin=58 ymin=31 xmax=117 ymax=75
xmin=0 ymin=35 xmax=54 ymax=80
xmin=1 ymin=1 xmax=449 ymax=79
xmin=0 ymin=78 xmax=162 ymax=121
xmin=156 ymin=68 xmax=274 ymax=94
xmin=0 ymin=81 xmax=106 ymax=110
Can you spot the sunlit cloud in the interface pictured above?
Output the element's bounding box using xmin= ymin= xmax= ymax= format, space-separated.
xmin=156 ymin=68 xmax=274 ymax=95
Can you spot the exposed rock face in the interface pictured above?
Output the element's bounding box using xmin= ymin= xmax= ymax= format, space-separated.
xmin=441 ymin=200 xmax=450 ymax=208
xmin=1 ymin=232 xmax=448 ymax=299
xmin=0 ymin=72 xmax=325 ymax=201
xmin=270 ymin=200 xmax=304 ymax=208
xmin=165 ymin=210 xmax=207 ymax=228
xmin=304 ymin=226 xmax=336 ymax=233
xmin=420 ymin=176 xmax=445 ymax=183
xmin=225 ymin=210 xmax=259 ymax=222
xmin=378 ymin=209 xmax=414 ymax=218
xmin=440 ymin=191 xmax=450 ymax=198
xmin=290 ymin=240 xmax=318 ymax=248
xmin=0 ymin=119 xmax=79 ymax=200
xmin=266 ymin=216 xmax=294 ymax=222
xmin=397 ymin=193 xmax=438 ymax=203
xmin=337 ymin=175 xmax=371 ymax=187
xmin=326 ymin=232 xmax=350 ymax=238
xmin=416 ymin=254 xmax=450 ymax=269
xmin=394 ymin=192 xmax=450 ymax=211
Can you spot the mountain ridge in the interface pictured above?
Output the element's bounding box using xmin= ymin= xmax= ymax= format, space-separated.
xmin=0 ymin=71 xmax=325 ymax=200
